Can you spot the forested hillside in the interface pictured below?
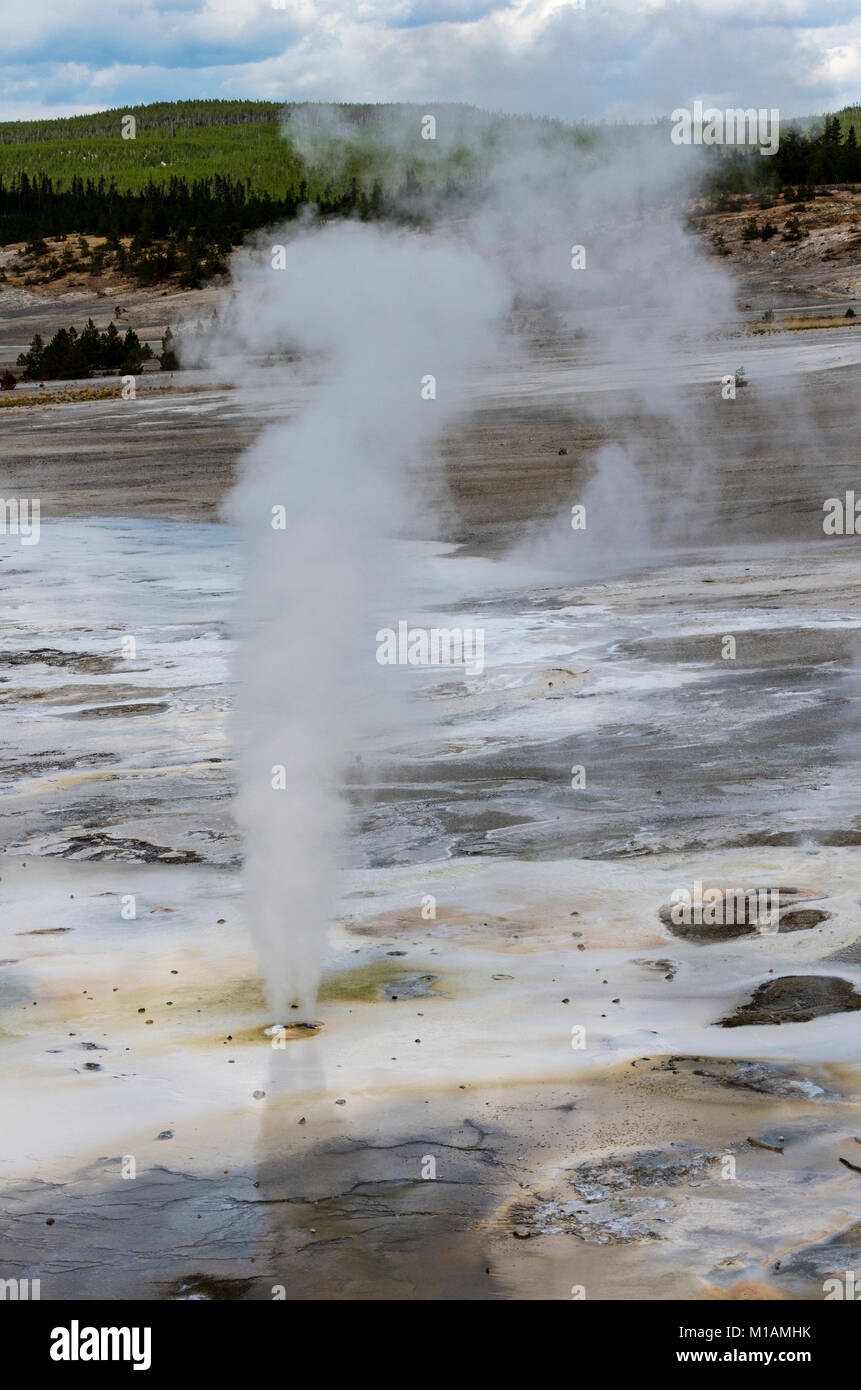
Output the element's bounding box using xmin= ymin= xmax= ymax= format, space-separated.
xmin=0 ymin=100 xmax=858 ymax=292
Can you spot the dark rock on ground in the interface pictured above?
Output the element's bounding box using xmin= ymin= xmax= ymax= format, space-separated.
xmin=779 ymin=908 xmax=830 ymax=931
xmin=653 ymin=1055 xmax=834 ymax=1099
xmin=719 ymin=975 xmax=861 ymax=1027
xmin=772 ymin=1222 xmax=861 ymax=1293
xmin=516 ymin=1144 xmax=718 ymax=1246
xmin=659 ymin=891 xmax=828 ymax=943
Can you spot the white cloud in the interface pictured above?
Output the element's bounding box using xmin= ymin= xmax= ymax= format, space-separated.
xmin=0 ymin=0 xmax=857 ymax=122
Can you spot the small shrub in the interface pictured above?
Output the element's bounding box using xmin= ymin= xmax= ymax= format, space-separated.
xmin=783 ymin=216 xmax=804 ymax=243
xmin=741 ymin=216 xmax=760 ymax=243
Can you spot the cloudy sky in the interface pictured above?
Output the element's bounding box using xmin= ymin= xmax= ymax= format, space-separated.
xmin=3 ymin=0 xmax=859 ymax=123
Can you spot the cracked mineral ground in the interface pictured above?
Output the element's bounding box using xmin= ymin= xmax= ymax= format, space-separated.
xmin=1 ymin=264 xmax=860 ymax=1300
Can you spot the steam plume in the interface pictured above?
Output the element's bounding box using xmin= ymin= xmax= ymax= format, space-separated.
xmin=225 ymin=220 xmax=508 ymax=1019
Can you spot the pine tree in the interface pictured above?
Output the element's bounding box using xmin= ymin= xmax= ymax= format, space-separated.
xmin=17 ymin=333 xmax=45 ymax=379
xmin=159 ymin=326 xmax=179 ymax=371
